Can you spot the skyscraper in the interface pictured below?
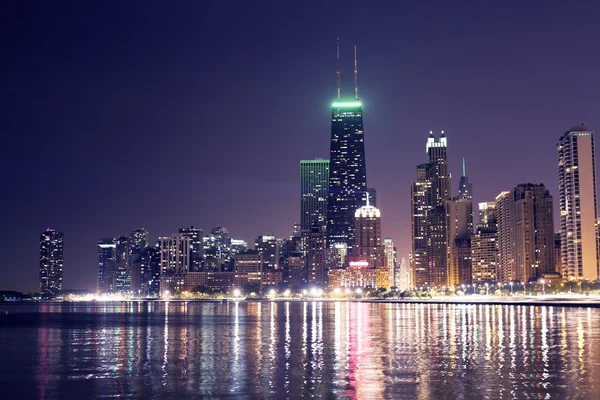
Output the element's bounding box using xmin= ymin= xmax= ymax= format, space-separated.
xmin=300 ymin=158 xmax=330 ymax=233
xmin=411 ymin=132 xmax=451 ymax=288
xmin=129 ymin=228 xmax=149 ymax=294
xmin=159 ymin=233 xmax=191 ymax=275
xmin=179 ymin=226 xmax=203 ymax=272
xmin=115 ymin=236 xmax=130 ymax=292
xmin=98 ymin=238 xmax=116 ymax=293
xmin=557 ymin=124 xmax=599 ymax=280
xmin=383 ymin=238 xmax=396 ymax=288
xmin=496 ymin=184 xmax=555 ymax=283
xmin=326 ymin=100 xmax=367 ymax=249
xmin=353 ymin=198 xmax=384 ymax=269
xmin=204 ymin=227 xmax=231 ymax=271
xmin=307 ymin=223 xmax=327 ymax=285
xmin=140 ymin=246 xmax=160 ymax=296
xmin=39 ymin=229 xmax=63 ymax=296
xmin=471 ymin=201 xmax=499 ymax=283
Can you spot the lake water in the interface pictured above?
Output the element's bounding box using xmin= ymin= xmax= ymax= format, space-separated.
xmin=0 ymin=301 xmax=599 ymax=399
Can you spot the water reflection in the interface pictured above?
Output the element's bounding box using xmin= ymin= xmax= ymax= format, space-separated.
xmin=0 ymin=302 xmax=599 ymax=399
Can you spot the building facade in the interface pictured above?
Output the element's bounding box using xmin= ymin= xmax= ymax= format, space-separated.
xmin=557 ymin=125 xmax=599 ymax=280
xmin=307 ymin=224 xmax=327 ymax=285
xmin=98 ymin=238 xmax=117 ymax=293
xmin=301 ymin=158 xmax=330 ymax=233
xmin=496 ymin=185 xmax=555 ymax=283
xmin=159 ymin=233 xmax=191 ymax=275
xmin=326 ymin=100 xmax=367 ymax=250
xmin=179 ymin=226 xmax=203 ymax=272
xmin=471 ymin=202 xmax=499 ymax=283
xmin=39 ymin=229 xmax=63 ymax=296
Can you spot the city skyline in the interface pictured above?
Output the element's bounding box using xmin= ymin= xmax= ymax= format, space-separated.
xmin=4 ymin=1 xmax=600 ymax=292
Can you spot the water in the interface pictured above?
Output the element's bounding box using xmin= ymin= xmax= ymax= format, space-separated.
xmin=0 ymin=301 xmax=599 ymax=399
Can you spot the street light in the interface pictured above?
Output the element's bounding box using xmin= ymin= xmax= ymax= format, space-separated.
xmin=233 ymin=288 xmax=241 ymax=298
xmin=485 ymin=283 xmax=489 ymax=296
xmin=509 ymin=281 xmax=513 ymax=295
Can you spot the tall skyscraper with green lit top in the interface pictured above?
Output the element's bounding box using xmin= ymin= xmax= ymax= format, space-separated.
xmin=326 ymin=100 xmax=368 ymax=250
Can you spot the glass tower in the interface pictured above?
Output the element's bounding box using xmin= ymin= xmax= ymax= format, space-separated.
xmin=39 ymin=229 xmax=63 ymax=296
xmin=326 ymin=101 xmax=367 ymax=249
xmin=300 ymin=158 xmax=330 ymax=233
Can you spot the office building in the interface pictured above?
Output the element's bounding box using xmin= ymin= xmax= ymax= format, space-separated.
xmin=326 ymin=100 xmax=368 ymax=250
xmin=129 ymin=228 xmax=149 ymax=294
xmin=115 ymin=236 xmax=130 ymax=292
xmin=159 ymin=233 xmax=191 ymax=275
xmin=307 ymin=223 xmax=327 ymax=285
xmin=39 ymin=229 xmax=63 ymax=296
xmin=179 ymin=226 xmax=203 ymax=272
xmin=255 ymin=235 xmax=279 ymax=272
xmin=140 ymin=246 xmax=160 ymax=296
xmin=496 ymin=184 xmax=555 ymax=283
xmin=287 ymin=253 xmax=307 ymax=288
xmin=98 ymin=238 xmax=117 ymax=293
xmin=411 ymin=132 xmax=452 ymax=288
xmin=383 ymin=238 xmax=396 ymax=288
xmin=234 ymin=251 xmax=263 ymax=292
xmin=557 ymin=125 xmax=599 ymax=280
xmin=353 ymin=197 xmax=384 ymax=270
xmin=471 ymin=202 xmax=498 ymax=283
xmin=300 ymin=158 xmax=330 ymax=233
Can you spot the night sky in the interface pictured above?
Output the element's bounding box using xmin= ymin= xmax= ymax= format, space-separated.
xmin=2 ymin=1 xmax=600 ymax=292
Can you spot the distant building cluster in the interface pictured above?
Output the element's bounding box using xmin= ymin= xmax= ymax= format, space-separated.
xmin=410 ymin=124 xmax=600 ymax=289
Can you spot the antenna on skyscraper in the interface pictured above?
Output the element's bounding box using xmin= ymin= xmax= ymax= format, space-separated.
xmin=336 ymin=38 xmax=341 ymax=100
xmin=462 ymin=158 xmax=466 ymax=177
xmin=354 ymin=45 xmax=358 ymax=100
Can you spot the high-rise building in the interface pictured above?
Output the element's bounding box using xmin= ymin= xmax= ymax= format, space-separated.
xmin=457 ymin=158 xmax=474 ymax=234
xmin=140 ymin=246 xmax=160 ymax=296
xmin=557 ymin=125 xmax=599 ymax=280
xmin=554 ymin=232 xmax=562 ymax=278
xmin=383 ymin=238 xmax=396 ymax=288
xmin=129 ymin=228 xmax=149 ymax=294
xmin=234 ymin=251 xmax=263 ymax=292
xmin=471 ymin=202 xmax=498 ymax=283
xmin=426 ymin=132 xmax=451 ymax=207
xmin=159 ymin=233 xmax=191 ymax=275
xmin=427 ymin=206 xmax=448 ymax=287
xmin=179 ymin=226 xmax=203 ymax=272
xmin=204 ymin=227 xmax=232 ymax=271
xmin=39 ymin=229 xmax=63 ymax=296
xmin=307 ymin=223 xmax=327 ymax=286
xmin=300 ymin=158 xmax=330 ymax=233
xmin=411 ymin=162 xmax=436 ymax=288
xmin=255 ymin=235 xmax=279 ymax=271
xmin=353 ymin=198 xmax=384 ymax=269
xmin=396 ymin=257 xmax=410 ymax=291
xmin=411 ymin=132 xmax=452 ymax=288
xmin=98 ymin=238 xmax=116 ymax=293
xmin=326 ymin=100 xmax=367 ymax=250
xmin=367 ymin=188 xmax=377 ymax=207
xmin=446 ymin=199 xmax=472 ymax=285
xmin=114 ymin=236 xmax=130 ymax=292
xmin=287 ymin=253 xmax=307 ymax=288
xmin=496 ymin=184 xmax=555 ymax=283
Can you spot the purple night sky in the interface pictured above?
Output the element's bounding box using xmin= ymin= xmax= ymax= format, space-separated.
xmin=2 ymin=1 xmax=599 ymax=292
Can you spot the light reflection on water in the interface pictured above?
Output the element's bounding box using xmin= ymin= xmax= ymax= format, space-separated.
xmin=0 ymin=302 xmax=599 ymax=399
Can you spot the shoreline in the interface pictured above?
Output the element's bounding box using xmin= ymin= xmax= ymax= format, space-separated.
xmin=3 ymin=295 xmax=600 ymax=308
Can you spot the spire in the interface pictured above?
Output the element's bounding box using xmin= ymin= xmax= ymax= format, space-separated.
xmin=366 ymin=191 xmax=370 ymax=207
xmin=354 ymin=45 xmax=358 ymax=100
xmin=336 ymin=38 xmax=341 ymax=100
xmin=462 ymin=157 xmax=466 ymax=177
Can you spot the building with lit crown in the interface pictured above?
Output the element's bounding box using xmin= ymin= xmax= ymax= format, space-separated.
xmin=326 ymin=100 xmax=368 ymax=250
